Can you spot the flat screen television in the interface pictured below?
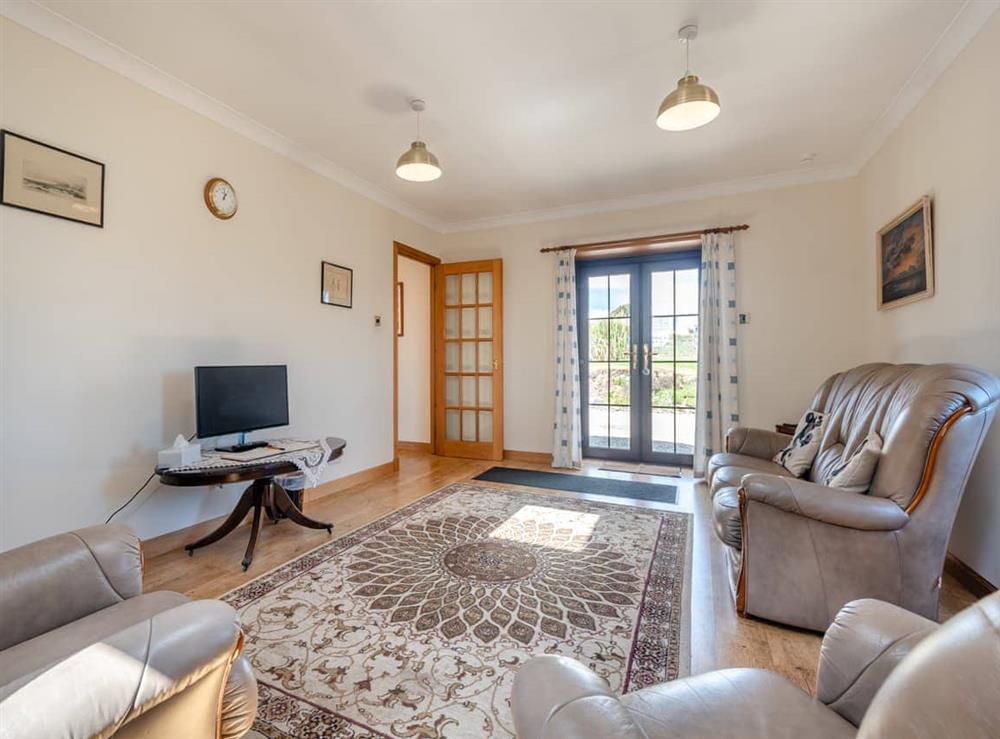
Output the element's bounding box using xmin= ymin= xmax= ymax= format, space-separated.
xmin=195 ymin=365 xmax=289 ymax=439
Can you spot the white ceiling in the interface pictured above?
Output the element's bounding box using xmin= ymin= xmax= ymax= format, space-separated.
xmin=15 ymin=1 xmax=997 ymax=230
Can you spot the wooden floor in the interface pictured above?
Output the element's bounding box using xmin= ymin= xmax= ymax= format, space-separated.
xmin=145 ymin=449 xmax=979 ymax=695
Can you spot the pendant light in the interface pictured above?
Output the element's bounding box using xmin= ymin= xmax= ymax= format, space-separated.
xmin=396 ymin=99 xmax=442 ymax=182
xmin=656 ymin=25 xmax=720 ymax=131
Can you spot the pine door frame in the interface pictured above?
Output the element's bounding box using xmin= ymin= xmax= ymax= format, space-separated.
xmin=393 ymin=241 xmax=441 ymax=470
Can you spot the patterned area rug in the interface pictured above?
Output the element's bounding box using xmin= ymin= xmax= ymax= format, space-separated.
xmin=224 ymin=483 xmax=691 ymax=738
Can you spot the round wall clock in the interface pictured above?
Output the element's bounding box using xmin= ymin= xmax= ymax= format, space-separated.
xmin=203 ymin=177 xmax=237 ymax=219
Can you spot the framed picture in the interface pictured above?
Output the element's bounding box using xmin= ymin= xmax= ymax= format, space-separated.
xmin=396 ymin=281 xmax=405 ymax=336
xmin=1 ymin=130 xmax=105 ymax=227
xmin=877 ymin=196 xmax=933 ymax=310
xmin=321 ymin=261 xmax=353 ymax=308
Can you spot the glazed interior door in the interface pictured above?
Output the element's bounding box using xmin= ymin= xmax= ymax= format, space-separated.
xmin=435 ymin=259 xmax=504 ymax=460
xmin=579 ymin=252 xmax=699 ymax=466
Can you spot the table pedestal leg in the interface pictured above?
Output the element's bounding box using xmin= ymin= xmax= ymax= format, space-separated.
xmin=273 ymin=483 xmax=333 ymax=533
xmin=184 ymin=480 xmax=260 ymax=555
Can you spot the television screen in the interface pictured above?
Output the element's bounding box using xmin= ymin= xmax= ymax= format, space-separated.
xmin=195 ymin=365 xmax=289 ymax=438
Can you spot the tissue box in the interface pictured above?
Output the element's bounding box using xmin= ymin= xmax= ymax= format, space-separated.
xmin=158 ymin=443 xmax=202 ymax=468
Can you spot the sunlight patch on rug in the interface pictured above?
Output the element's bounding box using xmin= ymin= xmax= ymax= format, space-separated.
xmin=224 ymin=483 xmax=690 ymax=738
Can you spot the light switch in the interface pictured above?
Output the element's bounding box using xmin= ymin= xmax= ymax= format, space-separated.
xmin=374 ymin=315 xmax=382 ymax=327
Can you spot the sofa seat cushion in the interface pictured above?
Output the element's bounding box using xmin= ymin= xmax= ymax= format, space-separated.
xmin=620 ymin=668 xmax=855 ymax=739
xmin=713 ymin=487 xmax=743 ymax=550
xmin=708 ymin=453 xmax=791 ymax=493
xmin=0 ymin=590 xmax=188 ymax=689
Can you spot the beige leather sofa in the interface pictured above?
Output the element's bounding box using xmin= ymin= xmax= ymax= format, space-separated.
xmin=512 ymin=590 xmax=1000 ymax=738
xmin=0 ymin=523 xmax=257 ymax=738
xmin=708 ymin=363 xmax=999 ymax=631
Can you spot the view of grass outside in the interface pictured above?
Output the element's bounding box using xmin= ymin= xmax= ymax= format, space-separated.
xmin=586 ymin=268 xmax=699 ymax=455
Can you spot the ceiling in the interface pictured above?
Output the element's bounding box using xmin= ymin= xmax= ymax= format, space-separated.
xmin=21 ymin=1 xmax=995 ymax=230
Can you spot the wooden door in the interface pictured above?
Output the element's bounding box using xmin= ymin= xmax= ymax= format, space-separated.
xmin=434 ymin=259 xmax=503 ymax=460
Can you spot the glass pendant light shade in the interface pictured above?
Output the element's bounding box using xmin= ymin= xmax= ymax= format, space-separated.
xmin=656 ymin=74 xmax=721 ymax=131
xmin=396 ymin=140 xmax=441 ymax=182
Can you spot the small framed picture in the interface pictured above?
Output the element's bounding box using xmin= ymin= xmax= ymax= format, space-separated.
xmin=321 ymin=261 xmax=353 ymax=308
xmin=1 ymin=130 xmax=105 ymax=228
xmin=877 ymin=196 xmax=933 ymax=310
xmin=396 ymin=281 xmax=405 ymax=336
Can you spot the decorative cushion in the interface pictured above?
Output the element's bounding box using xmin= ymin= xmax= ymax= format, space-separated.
xmin=773 ymin=410 xmax=825 ymax=477
xmin=825 ymin=431 xmax=883 ymax=493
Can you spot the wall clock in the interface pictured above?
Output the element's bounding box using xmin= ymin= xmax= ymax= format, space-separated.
xmin=203 ymin=177 xmax=237 ymax=219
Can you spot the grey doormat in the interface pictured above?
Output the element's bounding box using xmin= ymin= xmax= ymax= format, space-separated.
xmin=474 ymin=467 xmax=678 ymax=504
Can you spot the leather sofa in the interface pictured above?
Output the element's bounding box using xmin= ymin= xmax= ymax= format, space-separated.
xmin=708 ymin=363 xmax=999 ymax=631
xmin=512 ymin=590 xmax=1000 ymax=738
xmin=0 ymin=523 xmax=257 ymax=738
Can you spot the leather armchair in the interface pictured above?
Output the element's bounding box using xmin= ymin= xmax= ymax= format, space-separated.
xmin=708 ymin=363 xmax=1000 ymax=630
xmin=0 ymin=523 xmax=257 ymax=738
xmin=512 ymin=591 xmax=1000 ymax=739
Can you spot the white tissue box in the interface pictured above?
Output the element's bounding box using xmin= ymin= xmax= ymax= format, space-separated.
xmin=158 ymin=443 xmax=202 ymax=468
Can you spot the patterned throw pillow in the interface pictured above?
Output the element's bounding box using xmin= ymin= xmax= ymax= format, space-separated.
xmin=826 ymin=431 xmax=883 ymax=493
xmin=773 ymin=410 xmax=825 ymax=477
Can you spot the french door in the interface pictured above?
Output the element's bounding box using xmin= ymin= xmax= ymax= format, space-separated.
xmin=578 ymin=252 xmax=700 ymax=465
xmin=434 ymin=259 xmax=504 ymax=460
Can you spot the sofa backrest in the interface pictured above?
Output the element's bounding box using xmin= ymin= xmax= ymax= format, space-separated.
xmin=857 ymin=590 xmax=1000 ymax=738
xmin=807 ymin=363 xmax=999 ymax=508
xmin=0 ymin=524 xmax=142 ymax=651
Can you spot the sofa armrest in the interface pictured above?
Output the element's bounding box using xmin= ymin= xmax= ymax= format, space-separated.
xmin=741 ymin=474 xmax=909 ymax=531
xmin=725 ymin=426 xmax=791 ymax=460
xmin=0 ymin=523 xmax=143 ymax=651
xmin=512 ymin=656 xmax=646 ymax=739
xmin=817 ymin=598 xmax=938 ymax=726
xmin=0 ymin=600 xmax=245 ymax=739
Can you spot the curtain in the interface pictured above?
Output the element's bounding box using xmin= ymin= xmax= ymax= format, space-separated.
xmin=694 ymin=232 xmax=740 ymax=476
xmin=552 ymin=251 xmax=582 ymax=468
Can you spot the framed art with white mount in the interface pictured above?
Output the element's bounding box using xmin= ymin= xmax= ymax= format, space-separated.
xmin=321 ymin=261 xmax=353 ymax=308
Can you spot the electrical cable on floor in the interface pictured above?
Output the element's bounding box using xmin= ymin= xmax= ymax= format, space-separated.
xmin=105 ymin=432 xmax=196 ymax=523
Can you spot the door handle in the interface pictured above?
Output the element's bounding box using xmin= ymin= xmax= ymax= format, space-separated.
xmin=642 ymin=343 xmax=651 ymax=376
xmin=631 ymin=344 xmax=638 ymax=372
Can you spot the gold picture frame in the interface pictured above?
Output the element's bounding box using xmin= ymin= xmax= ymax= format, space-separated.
xmin=877 ymin=195 xmax=933 ymax=310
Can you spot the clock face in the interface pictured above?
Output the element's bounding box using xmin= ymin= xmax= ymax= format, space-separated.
xmin=205 ymin=178 xmax=237 ymax=219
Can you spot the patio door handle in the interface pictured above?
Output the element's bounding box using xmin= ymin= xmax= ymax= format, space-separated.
xmin=642 ymin=343 xmax=651 ymax=376
xmin=631 ymin=344 xmax=638 ymax=372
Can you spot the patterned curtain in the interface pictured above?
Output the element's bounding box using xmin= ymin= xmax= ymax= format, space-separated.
xmin=552 ymin=251 xmax=582 ymax=468
xmin=694 ymin=232 xmax=740 ymax=476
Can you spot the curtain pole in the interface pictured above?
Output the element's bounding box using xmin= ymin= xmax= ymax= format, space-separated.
xmin=539 ymin=224 xmax=748 ymax=254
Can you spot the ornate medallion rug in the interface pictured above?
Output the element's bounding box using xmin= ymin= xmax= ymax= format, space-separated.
xmin=224 ymin=482 xmax=691 ymax=738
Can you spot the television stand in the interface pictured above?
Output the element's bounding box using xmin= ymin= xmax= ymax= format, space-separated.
xmin=216 ymin=440 xmax=269 ymax=453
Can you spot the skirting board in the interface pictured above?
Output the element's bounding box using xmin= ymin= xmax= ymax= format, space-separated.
xmin=503 ymin=449 xmax=552 ymax=464
xmin=141 ymin=459 xmax=397 ymax=558
xmin=945 ymin=552 xmax=997 ymax=598
xmin=398 ymin=441 xmax=433 ymax=454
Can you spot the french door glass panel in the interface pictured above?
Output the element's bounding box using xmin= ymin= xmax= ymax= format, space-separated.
xmin=579 ymin=253 xmax=699 ymax=464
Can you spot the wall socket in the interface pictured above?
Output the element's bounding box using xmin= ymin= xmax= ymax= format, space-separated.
xmin=738 ymin=313 xmax=750 ymax=325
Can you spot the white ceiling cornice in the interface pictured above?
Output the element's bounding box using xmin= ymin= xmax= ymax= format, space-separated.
xmin=3 ymin=0 xmax=996 ymax=235
xmin=849 ymin=0 xmax=999 ymax=171
xmin=440 ymin=163 xmax=858 ymax=233
xmin=0 ymin=0 xmax=449 ymax=232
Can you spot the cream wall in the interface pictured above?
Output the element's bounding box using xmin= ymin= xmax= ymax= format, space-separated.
xmin=397 ymin=256 xmax=431 ymax=443
xmin=858 ymin=12 xmax=1000 ymax=585
xmin=0 ymin=19 xmax=439 ymax=549
xmin=440 ymin=178 xmax=866 ymax=453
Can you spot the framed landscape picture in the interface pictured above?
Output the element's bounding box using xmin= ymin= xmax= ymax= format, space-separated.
xmin=877 ymin=196 xmax=933 ymax=310
xmin=321 ymin=261 xmax=353 ymax=308
xmin=1 ymin=130 xmax=105 ymax=227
